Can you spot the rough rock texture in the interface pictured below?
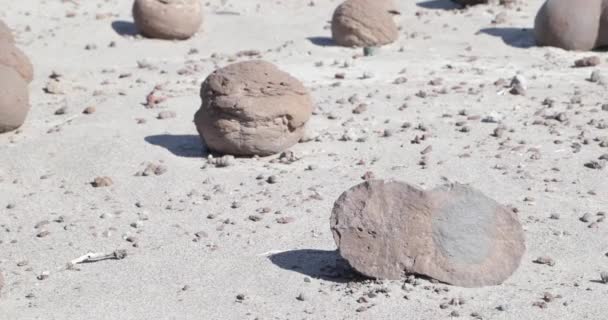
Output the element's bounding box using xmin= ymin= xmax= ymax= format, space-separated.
xmin=132 ymin=0 xmax=203 ymax=40
xmin=0 ymin=42 xmax=33 ymax=83
xmin=331 ymin=0 xmax=399 ymax=47
xmin=534 ymin=0 xmax=606 ymax=51
xmin=194 ymin=60 xmax=313 ymax=156
xmin=330 ymin=180 xmax=526 ymax=287
xmin=0 ymin=19 xmax=14 ymax=43
xmin=0 ymin=65 xmax=30 ymax=133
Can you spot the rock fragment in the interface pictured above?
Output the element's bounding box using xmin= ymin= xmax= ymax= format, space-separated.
xmin=330 ymin=180 xmax=525 ymax=287
xmin=0 ymin=65 xmax=30 ymax=133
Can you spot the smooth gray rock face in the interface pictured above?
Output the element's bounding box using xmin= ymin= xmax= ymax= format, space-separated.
xmin=330 ymin=180 xmax=526 ymax=287
xmin=534 ymin=0 xmax=606 ymax=51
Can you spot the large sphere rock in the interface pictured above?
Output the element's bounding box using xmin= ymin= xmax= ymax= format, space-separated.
xmin=194 ymin=60 xmax=313 ymax=156
xmin=534 ymin=0 xmax=605 ymax=51
xmin=0 ymin=65 xmax=30 ymax=133
xmin=0 ymin=42 xmax=33 ymax=83
xmin=0 ymin=19 xmax=14 ymax=43
xmin=133 ymin=0 xmax=203 ymax=40
xmin=330 ymin=180 xmax=526 ymax=287
xmin=331 ymin=0 xmax=399 ymax=47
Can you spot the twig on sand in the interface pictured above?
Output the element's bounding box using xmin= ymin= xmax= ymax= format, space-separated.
xmin=68 ymin=250 xmax=127 ymax=268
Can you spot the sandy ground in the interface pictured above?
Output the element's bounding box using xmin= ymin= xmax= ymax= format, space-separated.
xmin=1 ymin=0 xmax=608 ymax=319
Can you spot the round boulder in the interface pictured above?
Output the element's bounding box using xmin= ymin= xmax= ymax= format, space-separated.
xmin=534 ymin=0 xmax=605 ymax=51
xmin=0 ymin=42 xmax=33 ymax=83
xmin=0 ymin=19 xmax=14 ymax=43
xmin=330 ymin=180 xmax=526 ymax=287
xmin=194 ymin=60 xmax=313 ymax=156
xmin=132 ymin=0 xmax=203 ymax=40
xmin=331 ymin=0 xmax=399 ymax=47
xmin=0 ymin=65 xmax=30 ymax=133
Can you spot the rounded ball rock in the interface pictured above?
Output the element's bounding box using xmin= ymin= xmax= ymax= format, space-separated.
xmin=331 ymin=0 xmax=399 ymax=47
xmin=0 ymin=20 xmax=14 ymax=43
xmin=534 ymin=0 xmax=606 ymax=51
xmin=330 ymin=180 xmax=526 ymax=287
xmin=0 ymin=42 xmax=33 ymax=83
xmin=0 ymin=65 xmax=30 ymax=133
xmin=194 ymin=60 xmax=313 ymax=156
xmin=133 ymin=0 xmax=203 ymax=40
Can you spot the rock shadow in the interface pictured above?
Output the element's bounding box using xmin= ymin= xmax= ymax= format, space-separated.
xmin=112 ymin=20 xmax=138 ymax=37
xmin=145 ymin=134 xmax=206 ymax=158
xmin=478 ymin=27 xmax=536 ymax=48
xmin=269 ymin=249 xmax=365 ymax=283
xmin=416 ymin=0 xmax=461 ymax=10
xmin=307 ymin=37 xmax=337 ymax=47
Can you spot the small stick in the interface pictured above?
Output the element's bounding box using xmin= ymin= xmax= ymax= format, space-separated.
xmin=68 ymin=250 xmax=127 ymax=267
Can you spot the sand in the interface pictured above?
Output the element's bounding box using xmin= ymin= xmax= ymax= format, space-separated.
xmin=1 ymin=0 xmax=607 ymax=319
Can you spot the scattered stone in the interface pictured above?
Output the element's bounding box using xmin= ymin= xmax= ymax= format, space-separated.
xmin=157 ymin=111 xmax=176 ymax=119
xmin=533 ymin=256 xmax=555 ymax=266
xmin=330 ymin=180 xmax=526 ymax=287
xmin=91 ymin=176 xmax=113 ymax=188
xmin=82 ymin=106 xmax=96 ymax=114
xmin=574 ymin=56 xmax=601 ymax=67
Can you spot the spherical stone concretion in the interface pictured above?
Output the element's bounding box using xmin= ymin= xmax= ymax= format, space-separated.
xmin=0 ymin=65 xmax=30 ymax=133
xmin=0 ymin=19 xmax=14 ymax=43
xmin=331 ymin=0 xmax=399 ymax=47
xmin=534 ymin=0 xmax=605 ymax=51
xmin=133 ymin=0 xmax=203 ymax=40
xmin=194 ymin=60 xmax=314 ymax=157
xmin=0 ymin=42 xmax=33 ymax=83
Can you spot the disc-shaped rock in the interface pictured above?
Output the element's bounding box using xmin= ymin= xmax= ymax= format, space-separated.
xmin=0 ymin=65 xmax=30 ymax=133
xmin=0 ymin=19 xmax=14 ymax=43
xmin=0 ymin=42 xmax=33 ymax=82
xmin=194 ymin=60 xmax=313 ymax=156
xmin=132 ymin=0 xmax=203 ymax=40
xmin=330 ymin=180 xmax=526 ymax=287
xmin=331 ymin=0 xmax=399 ymax=47
xmin=534 ymin=0 xmax=605 ymax=51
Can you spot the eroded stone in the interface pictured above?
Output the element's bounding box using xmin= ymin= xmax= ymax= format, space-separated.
xmin=330 ymin=180 xmax=525 ymax=287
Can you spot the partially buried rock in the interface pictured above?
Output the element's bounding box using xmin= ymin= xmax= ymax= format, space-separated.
xmin=0 ymin=42 xmax=33 ymax=83
xmin=330 ymin=180 xmax=526 ymax=287
xmin=133 ymin=0 xmax=203 ymax=40
xmin=0 ymin=19 xmax=14 ymax=43
xmin=534 ymin=0 xmax=608 ymax=51
xmin=0 ymin=65 xmax=30 ymax=133
xmin=331 ymin=0 xmax=399 ymax=47
xmin=194 ymin=60 xmax=313 ymax=156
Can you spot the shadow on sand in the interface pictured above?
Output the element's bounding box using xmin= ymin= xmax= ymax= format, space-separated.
xmin=268 ymin=249 xmax=366 ymax=283
xmin=111 ymin=20 xmax=138 ymax=36
xmin=416 ymin=0 xmax=461 ymax=10
xmin=478 ymin=27 xmax=536 ymax=48
xmin=144 ymin=134 xmax=206 ymax=158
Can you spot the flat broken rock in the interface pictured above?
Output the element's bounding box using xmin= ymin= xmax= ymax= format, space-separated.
xmin=330 ymin=180 xmax=526 ymax=287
